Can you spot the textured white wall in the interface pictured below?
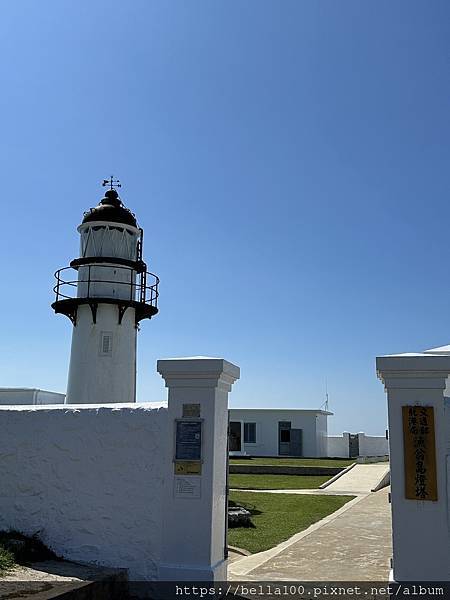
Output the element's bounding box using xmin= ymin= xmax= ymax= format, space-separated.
xmin=0 ymin=404 xmax=167 ymax=580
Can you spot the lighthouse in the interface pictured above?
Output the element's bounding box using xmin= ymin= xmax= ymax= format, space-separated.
xmin=52 ymin=178 xmax=159 ymax=404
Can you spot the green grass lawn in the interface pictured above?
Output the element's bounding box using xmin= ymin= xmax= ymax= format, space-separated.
xmin=228 ymin=491 xmax=354 ymax=554
xmin=230 ymin=458 xmax=353 ymax=468
xmin=229 ymin=474 xmax=331 ymax=489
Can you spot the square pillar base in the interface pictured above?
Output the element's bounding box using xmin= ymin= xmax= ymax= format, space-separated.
xmin=158 ymin=559 xmax=227 ymax=582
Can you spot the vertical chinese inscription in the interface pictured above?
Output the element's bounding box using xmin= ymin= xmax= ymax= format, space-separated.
xmin=402 ymin=406 xmax=437 ymax=501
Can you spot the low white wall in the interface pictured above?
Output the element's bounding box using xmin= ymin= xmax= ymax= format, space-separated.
xmin=326 ymin=433 xmax=350 ymax=458
xmin=326 ymin=433 xmax=388 ymax=458
xmin=0 ymin=404 xmax=167 ymax=580
xmin=357 ymin=433 xmax=389 ymax=457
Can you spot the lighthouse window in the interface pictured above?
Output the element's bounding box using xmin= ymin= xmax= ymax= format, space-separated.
xmin=99 ymin=332 xmax=113 ymax=356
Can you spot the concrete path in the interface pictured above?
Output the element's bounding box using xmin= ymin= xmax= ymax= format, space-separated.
xmin=323 ymin=464 xmax=389 ymax=494
xmin=229 ymin=488 xmax=392 ymax=581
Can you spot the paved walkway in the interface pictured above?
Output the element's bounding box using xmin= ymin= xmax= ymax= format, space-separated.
xmin=229 ymin=488 xmax=392 ymax=581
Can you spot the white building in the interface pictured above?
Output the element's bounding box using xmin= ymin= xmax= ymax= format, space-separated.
xmin=229 ymin=408 xmax=332 ymax=457
xmin=0 ymin=388 xmax=65 ymax=405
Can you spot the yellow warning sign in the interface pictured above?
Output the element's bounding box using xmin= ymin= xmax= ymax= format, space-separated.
xmin=174 ymin=461 xmax=202 ymax=475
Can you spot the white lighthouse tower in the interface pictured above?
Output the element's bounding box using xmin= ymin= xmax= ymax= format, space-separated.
xmin=52 ymin=178 xmax=159 ymax=404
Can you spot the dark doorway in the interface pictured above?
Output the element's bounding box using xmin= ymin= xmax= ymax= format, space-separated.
xmin=278 ymin=422 xmax=303 ymax=456
xmin=278 ymin=421 xmax=291 ymax=455
xmin=349 ymin=434 xmax=359 ymax=458
xmin=229 ymin=421 xmax=242 ymax=452
xmin=290 ymin=428 xmax=303 ymax=456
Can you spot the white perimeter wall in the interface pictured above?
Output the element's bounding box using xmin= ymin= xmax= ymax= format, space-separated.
xmin=327 ymin=433 xmax=350 ymax=458
xmin=358 ymin=433 xmax=389 ymax=457
xmin=326 ymin=432 xmax=389 ymax=458
xmin=229 ymin=409 xmax=325 ymax=457
xmin=0 ymin=404 xmax=167 ymax=580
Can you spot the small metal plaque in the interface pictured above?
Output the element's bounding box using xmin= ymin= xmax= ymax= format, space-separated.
xmin=174 ymin=476 xmax=201 ymax=499
xmin=174 ymin=461 xmax=202 ymax=475
xmin=183 ymin=403 xmax=201 ymax=418
xmin=175 ymin=420 xmax=202 ymax=461
xmin=402 ymin=405 xmax=438 ymax=501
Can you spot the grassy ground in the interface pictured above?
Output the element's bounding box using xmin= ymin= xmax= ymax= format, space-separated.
xmin=229 ymin=474 xmax=330 ymax=490
xmin=230 ymin=458 xmax=353 ymax=468
xmin=228 ymin=491 xmax=354 ymax=554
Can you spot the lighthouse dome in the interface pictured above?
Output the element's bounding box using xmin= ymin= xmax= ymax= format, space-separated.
xmin=82 ymin=190 xmax=137 ymax=227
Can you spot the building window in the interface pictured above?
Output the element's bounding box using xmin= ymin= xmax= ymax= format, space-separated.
xmin=99 ymin=332 xmax=113 ymax=356
xmin=244 ymin=422 xmax=256 ymax=444
xmin=280 ymin=429 xmax=291 ymax=443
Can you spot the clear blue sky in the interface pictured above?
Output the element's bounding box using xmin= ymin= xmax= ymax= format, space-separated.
xmin=0 ymin=1 xmax=448 ymax=434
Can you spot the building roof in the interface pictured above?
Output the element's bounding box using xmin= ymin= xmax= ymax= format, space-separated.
xmin=230 ymin=407 xmax=333 ymax=415
xmin=0 ymin=388 xmax=65 ymax=394
xmin=423 ymin=344 xmax=450 ymax=354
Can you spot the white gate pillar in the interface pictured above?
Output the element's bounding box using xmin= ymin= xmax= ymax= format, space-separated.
xmin=157 ymin=357 xmax=240 ymax=581
xmin=377 ymin=352 xmax=450 ymax=581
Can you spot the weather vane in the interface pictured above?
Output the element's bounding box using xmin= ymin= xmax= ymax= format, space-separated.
xmin=102 ymin=176 xmax=122 ymax=191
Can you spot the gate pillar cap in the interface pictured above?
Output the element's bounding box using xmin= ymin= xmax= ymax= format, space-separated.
xmin=157 ymin=356 xmax=240 ymax=381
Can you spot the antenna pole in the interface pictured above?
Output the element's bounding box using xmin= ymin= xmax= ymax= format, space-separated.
xmin=320 ymin=378 xmax=329 ymax=411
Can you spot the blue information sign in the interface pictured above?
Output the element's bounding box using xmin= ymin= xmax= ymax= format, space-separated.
xmin=175 ymin=420 xmax=202 ymax=461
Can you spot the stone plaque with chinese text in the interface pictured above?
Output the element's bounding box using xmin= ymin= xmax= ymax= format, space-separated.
xmin=402 ymin=405 xmax=437 ymax=501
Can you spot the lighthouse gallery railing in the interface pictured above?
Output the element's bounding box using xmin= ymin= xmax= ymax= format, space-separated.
xmin=53 ymin=264 xmax=159 ymax=309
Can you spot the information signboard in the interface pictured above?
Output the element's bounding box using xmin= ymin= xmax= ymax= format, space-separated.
xmin=175 ymin=420 xmax=202 ymax=461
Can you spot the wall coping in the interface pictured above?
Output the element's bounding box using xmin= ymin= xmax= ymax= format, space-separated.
xmin=0 ymin=403 xmax=167 ymax=412
xmin=376 ymin=353 xmax=450 ymax=386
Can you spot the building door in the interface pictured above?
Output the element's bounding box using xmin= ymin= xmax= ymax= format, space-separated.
xmin=349 ymin=434 xmax=359 ymax=458
xmin=290 ymin=428 xmax=303 ymax=456
xmin=229 ymin=421 xmax=242 ymax=452
xmin=278 ymin=421 xmax=291 ymax=455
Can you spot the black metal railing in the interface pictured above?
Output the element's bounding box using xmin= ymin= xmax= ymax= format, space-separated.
xmin=53 ymin=264 xmax=159 ymax=309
